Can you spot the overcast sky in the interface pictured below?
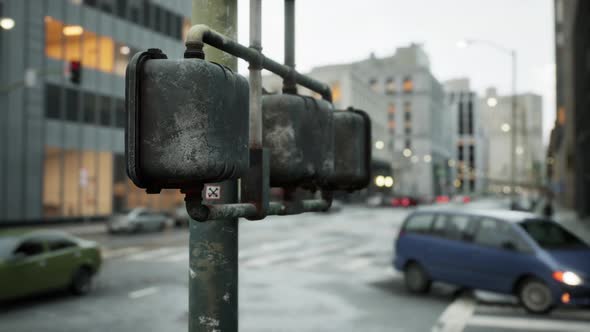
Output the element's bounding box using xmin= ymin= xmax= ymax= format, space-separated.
xmin=234 ymin=0 xmax=555 ymax=144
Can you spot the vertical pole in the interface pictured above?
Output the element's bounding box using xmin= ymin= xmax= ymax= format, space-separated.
xmin=283 ymin=0 xmax=297 ymax=94
xmin=510 ymin=50 xmax=517 ymax=209
xmin=189 ymin=1 xmax=238 ymax=331
xmin=249 ymin=0 xmax=262 ymax=148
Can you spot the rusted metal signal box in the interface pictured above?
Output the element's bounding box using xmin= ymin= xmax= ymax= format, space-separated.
xmin=125 ymin=49 xmax=250 ymax=192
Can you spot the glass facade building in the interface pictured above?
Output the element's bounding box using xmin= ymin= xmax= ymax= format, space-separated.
xmin=0 ymin=0 xmax=191 ymax=222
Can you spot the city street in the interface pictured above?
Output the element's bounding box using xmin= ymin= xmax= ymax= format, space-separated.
xmin=1 ymin=200 xmax=588 ymax=331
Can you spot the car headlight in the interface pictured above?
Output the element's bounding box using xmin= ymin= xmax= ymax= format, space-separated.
xmin=553 ymin=271 xmax=583 ymax=286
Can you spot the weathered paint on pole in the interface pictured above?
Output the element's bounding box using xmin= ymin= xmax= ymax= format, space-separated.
xmin=189 ymin=1 xmax=238 ymax=331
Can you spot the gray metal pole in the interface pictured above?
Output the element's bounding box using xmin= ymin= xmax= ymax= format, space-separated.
xmin=189 ymin=1 xmax=238 ymax=331
xmin=283 ymin=0 xmax=297 ymax=94
xmin=249 ymin=0 xmax=262 ymax=148
xmin=510 ymin=50 xmax=517 ymax=209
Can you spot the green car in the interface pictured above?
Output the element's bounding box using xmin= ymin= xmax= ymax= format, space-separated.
xmin=0 ymin=230 xmax=102 ymax=301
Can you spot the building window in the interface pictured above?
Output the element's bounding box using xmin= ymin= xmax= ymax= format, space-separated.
xmin=469 ymin=145 xmax=475 ymax=168
xmin=405 ymin=139 xmax=411 ymax=149
xmin=369 ymin=78 xmax=378 ymax=92
xmin=387 ymin=103 xmax=396 ymax=118
xmin=385 ymin=77 xmax=396 ymax=95
xmin=114 ymin=41 xmax=130 ymax=76
xmin=45 ymin=17 xmax=116 ymax=74
xmin=457 ymin=146 xmax=463 ymax=162
xmin=402 ymin=76 xmax=413 ymax=93
xmin=82 ymin=30 xmax=99 ymax=69
xmin=43 ymin=147 xmax=63 ymax=217
xmin=65 ymin=88 xmax=80 ymax=122
xmin=45 ymin=17 xmax=63 ymax=59
xmin=115 ymin=99 xmax=126 ymax=128
xmin=45 ymin=84 xmax=62 ymax=119
xmin=99 ymin=95 xmax=112 ymax=126
xmin=403 ymin=102 xmax=411 ymax=122
xmin=116 ymin=0 xmax=127 ymax=18
xmin=82 ymin=92 xmax=96 ymax=124
xmin=331 ymin=82 xmax=342 ymax=103
xmin=467 ymin=100 xmax=474 ymax=135
xmin=458 ymin=101 xmax=464 ymax=135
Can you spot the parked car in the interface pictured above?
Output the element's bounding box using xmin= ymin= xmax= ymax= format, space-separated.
xmin=0 ymin=230 xmax=101 ymax=301
xmin=107 ymin=208 xmax=172 ymax=234
xmin=394 ymin=208 xmax=590 ymax=313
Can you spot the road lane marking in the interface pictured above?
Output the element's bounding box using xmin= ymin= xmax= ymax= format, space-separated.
xmin=102 ymin=247 xmax=142 ymax=259
xmin=431 ymin=293 xmax=476 ymax=332
xmin=467 ymin=315 xmax=590 ymax=331
xmin=128 ymin=287 xmax=159 ymax=299
xmin=340 ymin=257 xmax=372 ymax=271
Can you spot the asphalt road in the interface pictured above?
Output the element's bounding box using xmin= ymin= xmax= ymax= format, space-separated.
xmin=1 ymin=200 xmax=589 ymax=331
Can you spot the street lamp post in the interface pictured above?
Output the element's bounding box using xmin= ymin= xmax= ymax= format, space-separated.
xmin=458 ymin=39 xmax=518 ymax=209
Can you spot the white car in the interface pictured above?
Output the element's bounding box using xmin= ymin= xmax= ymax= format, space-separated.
xmin=107 ymin=208 xmax=172 ymax=234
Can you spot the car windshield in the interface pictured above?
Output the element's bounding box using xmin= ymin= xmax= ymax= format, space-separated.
xmin=519 ymin=220 xmax=588 ymax=250
xmin=0 ymin=238 xmax=19 ymax=259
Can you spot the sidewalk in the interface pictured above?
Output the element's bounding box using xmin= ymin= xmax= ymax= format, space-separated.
xmin=552 ymin=207 xmax=590 ymax=244
xmin=1 ymin=222 xmax=107 ymax=237
xmin=534 ymin=200 xmax=590 ymax=243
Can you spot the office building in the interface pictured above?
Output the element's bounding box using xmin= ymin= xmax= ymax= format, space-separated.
xmin=444 ymin=78 xmax=488 ymax=194
xmin=0 ymin=0 xmax=191 ymax=222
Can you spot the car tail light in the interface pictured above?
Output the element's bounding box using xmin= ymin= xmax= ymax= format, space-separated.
xmin=392 ymin=198 xmax=401 ymax=206
xmin=561 ymin=293 xmax=571 ymax=304
xmin=463 ymin=196 xmax=471 ymax=203
xmin=402 ymin=198 xmax=410 ymax=207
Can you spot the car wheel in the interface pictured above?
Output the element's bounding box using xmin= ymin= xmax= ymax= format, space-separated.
xmin=70 ymin=267 xmax=93 ymax=295
xmin=518 ymin=278 xmax=554 ymax=314
xmin=404 ymin=262 xmax=431 ymax=293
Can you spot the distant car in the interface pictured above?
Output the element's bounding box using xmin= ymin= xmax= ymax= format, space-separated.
xmin=452 ymin=195 xmax=471 ymax=204
xmin=107 ymin=208 xmax=172 ymax=234
xmin=394 ymin=209 xmax=590 ymax=313
xmin=391 ymin=196 xmax=419 ymax=208
xmin=0 ymin=230 xmax=101 ymax=301
xmin=171 ymin=204 xmax=190 ymax=227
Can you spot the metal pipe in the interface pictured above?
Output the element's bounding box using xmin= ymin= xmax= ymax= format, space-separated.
xmin=185 ymin=24 xmax=332 ymax=101
xmin=249 ymin=0 xmax=263 ymax=147
xmin=283 ymin=0 xmax=297 ymax=94
xmin=187 ymin=199 xmax=331 ymax=221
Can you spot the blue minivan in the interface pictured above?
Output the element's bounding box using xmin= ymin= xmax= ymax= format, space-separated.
xmin=394 ymin=209 xmax=590 ymax=313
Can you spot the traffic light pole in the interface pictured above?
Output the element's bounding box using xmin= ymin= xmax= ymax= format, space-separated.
xmin=188 ymin=1 xmax=238 ymax=331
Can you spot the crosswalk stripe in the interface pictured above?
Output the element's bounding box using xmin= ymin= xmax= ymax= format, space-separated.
xmin=467 ymin=315 xmax=590 ymax=331
xmin=102 ymin=246 xmax=142 ymax=259
xmin=127 ymin=247 xmax=182 ymax=261
xmin=242 ymin=242 xmax=346 ymax=268
xmin=160 ymin=251 xmax=189 ymax=262
xmin=340 ymin=257 xmax=372 ymax=271
xmin=238 ymin=239 xmax=302 ymax=259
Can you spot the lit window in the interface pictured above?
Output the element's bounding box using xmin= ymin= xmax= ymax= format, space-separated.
xmin=331 ymin=82 xmax=342 ymax=103
xmin=98 ymin=36 xmax=114 ymax=72
xmin=403 ymin=76 xmax=413 ymax=93
xmin=385 ymin=77 xmax=396 ymax=95
xmin=82 ymin=31 xmax=99 ymax=69
xmin=45 ymin=17 xmax=63 ymax=59
xmin=369 ymin=78 xmax=378 ymax=92
xmin=388 ymin=120 xmax=396 ymax=129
